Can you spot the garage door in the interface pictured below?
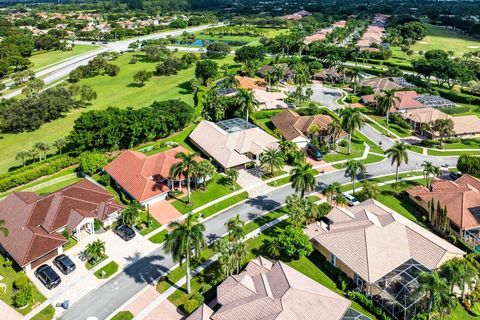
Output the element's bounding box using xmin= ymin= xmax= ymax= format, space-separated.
xmin=31 ymin=250 xmax=58 ymax=269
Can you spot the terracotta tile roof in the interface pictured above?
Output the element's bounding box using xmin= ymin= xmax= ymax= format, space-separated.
xmin=271 ymin=109 xmax=340 ymax=141
xmin=305 ymin=199 xmax=464 ymax=283
xmin=360 ymin=77 xmax=403 ymax=94
xmin=187 ymin=257 xmax=351 ymax=320
xmin=189 ymin=120 xmax=278 ymax=169
xmin=407 ymin=174 xmax=480 ymax=230
xmin=0 ymin=179 xmax=123 ymax=267
xmin=362 ymin=91 xmax=425 ymax=112
xmin=235 ymin=76 xmax=266 ymax=90
xmin=105 ymin=146 xmax=190 ymax=202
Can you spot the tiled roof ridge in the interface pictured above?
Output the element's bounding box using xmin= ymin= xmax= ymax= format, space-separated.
xmin=363 ymin=228 xmax=372 ymax=282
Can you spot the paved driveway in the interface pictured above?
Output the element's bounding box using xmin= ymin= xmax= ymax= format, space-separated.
xmin=310 ymin=84 xmax=345 ymax=110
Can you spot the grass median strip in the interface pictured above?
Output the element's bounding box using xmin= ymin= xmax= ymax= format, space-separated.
xmin=30 ymin=304 xmax=55 ymax=320
xmin=94 ymin=261 xmax=119 ymax=279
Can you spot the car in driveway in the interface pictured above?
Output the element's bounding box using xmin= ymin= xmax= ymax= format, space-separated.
xmin=114 ymin=224 xmax=136 ymax=241
xmin=35 ymin=264 xmax=61 ymax=289
xmin=306 ymin=143 xmax=323 ymax=161
xmin=343 ymin=193 xmax=360 ymax=207
xmin=53 ymin=254 xmax=76 ymax=275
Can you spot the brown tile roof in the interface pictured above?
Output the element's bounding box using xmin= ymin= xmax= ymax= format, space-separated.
xmin=105 ymin=146 xmax=190 ymax=202
xmin=271 ymin=109 xmax=338 ymax=141
xmin=0 ymin=179 xmax=123 ymax=267
xmin=360 ymin=77 xmax=403 ymax=94
xmin=305 ymin=199 xmax=464 ymax=283
xmin=407 ymin=174 xmax=480 ymax=230
xmin=362 ymin=91 xmax=425 ymax=112
xmin=235 ymin=76 xmax=266 ymax=90
xmin=187 ymin=257 xmax=351 ymax=320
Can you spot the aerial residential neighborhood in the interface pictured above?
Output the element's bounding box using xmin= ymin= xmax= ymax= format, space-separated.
xmin=0 ymin=0 xmax=479 ymax=320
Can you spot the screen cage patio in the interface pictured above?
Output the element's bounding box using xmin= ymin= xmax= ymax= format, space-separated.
xmin=464 ymin=227 xmax=480 ymax=253
xmin=342 ymin=308 xmax=372 ymax=320
xmin=369 ymin=259 xmax=429 ymax=320
xmin=217 ymin=118 xmax=256 ymax=133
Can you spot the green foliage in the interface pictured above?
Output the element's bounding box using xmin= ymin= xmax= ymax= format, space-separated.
xmin=471 ymin=303 xmax=480 ymax=316
xmin=0 ymin=154 xmax=78 ymax=192
xmin=457 ymin=155 xmax=480 ymax=178
xmin=271 ymin=226 xmax=313 ymax=260
xmin=79 ymin=152 xmax=107 ymax=175
xmin=195 ymin=60 xmax=218 ymax=84
xmin=111 ymin=311 xmax=134 ymax=320
xmin=14 ymin=273 xmax=29 ymax=289
xmin=205 ymin=42 xmax=231 ymax=59
xmin=182 ymin=298 xmax=200 ymax=314
xmin=347 ymin=291 xmax=392 ymax=320
xmin=13 ymin=285 xmax=33 ymax=308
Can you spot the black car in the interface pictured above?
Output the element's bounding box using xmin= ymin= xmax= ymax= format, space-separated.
xmin=306 ymin=143 xmax=323 ymax=161
xmin=53 ymin=254 xmax=76 ymax=275
xmin=114 ymin=224 xmax=136 ymax=241
xmin=35 ymin=264 xmax=61 ymax=289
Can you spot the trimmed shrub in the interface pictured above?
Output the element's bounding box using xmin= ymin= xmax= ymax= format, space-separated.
xmin=13 ymin=285 xmax=32 ymax=308
xmin=436 ymin=87 xmax=480 ymax=105
xmin=183 ymin=298 xmax=200 ymax=314
xmin=347 ymin=291 xmax=392 ymax=320
xmin=14 ymin=273 xmax=29 ymax=289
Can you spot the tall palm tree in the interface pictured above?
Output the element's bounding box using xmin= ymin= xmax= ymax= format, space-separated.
xmin=323 ymin=182 xmax=342 ymax=205
xmin=374 ymin=90 xmax=400 ymax=125
xmin=235 ymin=89 xmax=258 ymax=121
xmin=385 ymin=142 xmax=409 ymax=184
xmin=327 ymin=120 xmax=343 ymax=146
xmin=226 ymin=169 xmax=239 ymax=190
xmin=347 ymin=67 xmax=361 ymax=95
xmin=286 ymin=194 xmax=307 ymax=228
xmin=260 ymin=147 xmax=285 ymax=176
xmin=85 ymin=239 xmax=106 ymax=264
xmin=225 ymin=214 xmax=245 ymax=243
xmin=222 ymin=72 xmax=239 ymax=89
xmin=418 ymin=271 xmax=456 ymax=320
xmin=121 ymin=201 xmax=142 ymax=227
xmin=0 ymin=219 xmax=8 ymax=237
xmin=339 ymin=107 xmax=365 ymax=154
xmin=422 ymin=161 xmax=440 ymax=188
xmin=345 ymin=160 xmax=366 ymax=194
xmin=170 ymin=151 xmax=199 ymax=204
xmin=442 ymin=258 xmax=478 ymax=299
xmin=164 ymin=214 xmax=206 ymax=294
xmin=197 ymin=160 xmax=216 ymax=191
xmin=290 ymin=162 xmax=316 ymax=198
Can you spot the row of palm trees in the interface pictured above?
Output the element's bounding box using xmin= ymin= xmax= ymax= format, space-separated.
xmin=15 ymin=139 xmax=67 ymax=166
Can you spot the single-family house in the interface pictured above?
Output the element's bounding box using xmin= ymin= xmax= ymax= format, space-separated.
xmin=187 ymin=256 xmax=368 ymax=320
xmin=189 ymin=119 xmax=278 ymax=171
xmin=407 ymin=174 xmax=480 ymax=248
xmin=252 ymin=89 xmax=288 ymax=110
xmin=361 ymin=91 xmax=455 ymax=113
xmin=360 ymin=77 xmax=405 ymax=94
xmin=271 ymin=109 xmax=345 ymax=148
xmin=235 ymin=76 xmax=266 ymax=90
xmin=0 ymin=180 xmax=123 ymax=271
xmin=305 ymin=199 xmax=464 ymax=320
xmin=257 ymin=64 xmax=294 ymax=82
xmin=105 ymin=146 xmax=197 ymax=206
xmin=312 ymin=67 xmax=347 ymax=83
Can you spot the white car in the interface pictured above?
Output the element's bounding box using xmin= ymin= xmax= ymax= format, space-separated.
xmin=343 ymin=193 xmax=360 ymax=207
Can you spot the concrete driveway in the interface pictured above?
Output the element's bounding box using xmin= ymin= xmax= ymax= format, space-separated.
xmin=310 ymin=84 xmax=345 ymax=110
xmin=27 ymin=228 xmax=158 ymax=316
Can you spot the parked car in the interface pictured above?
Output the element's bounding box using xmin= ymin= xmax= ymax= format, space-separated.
xmin=35 ymin=264 xmax=61 ymax=289
xmin=114 ymin=224 xmax=136 ymax=241
xmin=449 ymin=171 xmax=461 ymax=180
xmin=53 ymin=254 xmax=76 ymax=275
xmin=343 ymin=193 xmax=360 ymax=207
xmin=306 ymin=143 xmax=323 ymax=161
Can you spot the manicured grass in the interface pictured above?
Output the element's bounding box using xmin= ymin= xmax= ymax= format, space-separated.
xmin=0 ymin=53 xmax=235 ymax=173
xmin=30 ymin=304 xmax=55 ymax=320
xmin=409 ymin=145 xmax=424 ymax=154
xmin=367 ymin=114 xmax=412 ymax=138
xmin=94 ymin=261 xmax=119 ymax=279
xmin=440 ymin=138 xmax=480 ymax=150
xmin=85 ymin=254 xmax=108 ymax=270
xmin=30 ymin=45 xmax=99 ymax=70
xmin=427 ymin=149 xmax=480 ymax=156
xmin=200 ymin=191 xmax=249 ymax=218
xmin=376 ymin=182 xmax=426 ymax=224
xmin=340 ymin=172 xmax=424 ymax=192
xmin=63 ymin=237 xmax=78 ymax=251
xmin=135 ymin=211 xmax=161 ymax=236
xmin=333 ymin=153 xmax=385 ymax=169
xmin=412 ymin=24 xmax=480 ymax=57
xmin=111 ymin=311 xmax=134 ymax=320
xmin=149 ymin=229 xmax=168 ymax=244
xmin=266 ymin=169 xmax=318 ymax=187
xmin=140 ymin=124 xmax=197 ymax=155
xmin=35 ymin=176 xmax=83 ymax=195
xmin=261 ymin=170 xmax=287 ymax=180
xmin=323 ymin=140 xmax=365 ymax=163
xmin=252 ymin=118 xmax=276 ymax=135
xmin=356 ymin=131 xmax=383 ymax=154
xmin=0 ymin=254 xmax=46 ymax=315
xmin=171 ymin=173 xmax=240 ymax=214
xmin=444 ymin=304 xmax=478 ymax=320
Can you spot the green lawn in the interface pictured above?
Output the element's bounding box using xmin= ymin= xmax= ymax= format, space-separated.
xmin=367 ymin=114 xmax=412 ymax=138
xmin=135 ymin=211 xmax=161 ymax=236
xmin=200 ymin=192 xmax=249 ymax=218
xmin=376 ymin=182 xmax=426 ymax=224
xmin=412 ymin=24 xmax=480 ymax=57
xmin=30 ymin=45 xmax=100 ymax=71
xmin=193 ymin=28 xmax=289 ymax=46
xmin=427 ymin=149 xmax=480 ymax=156
xmin=94 ymin=261 xmax=119 ymax=279
xmin=149 ymin=229 xmax=168 ymax=244
xmin=0 ymin=53 xmax=235 ymax=174
xmin=171 ymin=173 xmax=240 ymax=214
xmin=140 ymin=124 xmax=197 ymax=155
xmin=85 ymin=254 xmax=108 ymax=270
xmin=35 ymin=176 xmax=83 ymax=195
xmin=323 ymin=140 xmax=366 ymax=163
xmin=0 ymin=254 xmax=46 ymax=315
xmin=30 ymin=304 xmax=55 ymax=320
xmin=111 ymin=311 xmax=134 ymax=320
xmin=444 ymin=304 xmax=478 ymax=320
xmin=261 ymin=170 xmax=287 ymax=180
xmin=63 ymin=237 xmax=78 ymax=251
xmin=439 ymin=138 xmax=480 ymax=150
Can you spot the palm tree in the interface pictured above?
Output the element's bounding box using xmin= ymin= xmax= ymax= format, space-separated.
xmin=374 ymin=90 xmax=400 ymax=125
xmin=345 ymin=160 xmax=366 ymax=194
xmin=33 ymin=142 xmax=50 ymax=161
xmin=422 ymin=161 xmax=440 ymax=188
xmin=360 ymin=180 xmax=380 ymax=200
xmin=222 ymin=71 xmax=239 ymax=89
xmin=170 ymin=151 xmax=199 ymax=204
xmin=418 ymin=271 xmax=456 ymax=320
xmin=327 ymin=120 xmax=343 ymax=146
xmin=164 ymin=214 xmax=206 ymax=294
xmin=385 ymin=142 xmax=409 ymax=184
xmin=121 ymin=201 xmax=142 ymax=227
xmin=347 ymin=67 xmax=361 ymax=95
xmin=235 ymin=89 xmax=258 ymax=121
xmin=85 ymin=240 xmax=106 ymax=264
xmin=226 ymin=169 xmax=239 ymax=190
xmin=323 ymin=182 xmax=342 ymax=205
xmin=442 ymin=257 xmax=478 ymax=299
xmin=225 ymin=214 xmax=245 ymax=243
xmin=339 ymin=107 xmax=365 ymax=154
xmin=260 ymin=147 xmax=285 ymax=177
xmin=196 ymin=160 xmax=216 ymax=191
xmin=286 ymin=194 xmax=307 ymax=228
xmin=15 ymin=151 xmax=29 ymax=167
xmin=290 ymin=162 xmax=316 ymax=198
xmin=53 ymin=138 xmax=66 ymax=155
xmin=0 ymin=219 xmax=8 ymax=237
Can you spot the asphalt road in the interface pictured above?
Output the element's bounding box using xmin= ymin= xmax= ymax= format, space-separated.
xmin=3 ymin=24 xmax=218 ymax=99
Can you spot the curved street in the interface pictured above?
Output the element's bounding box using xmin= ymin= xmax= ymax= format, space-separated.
xmin=58 ymin=85 xmax=458 ymax=320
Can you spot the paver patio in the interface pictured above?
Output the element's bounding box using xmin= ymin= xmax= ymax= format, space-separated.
xmin=0 ymin=300 xmax=22 ymax=320
xmin=149 ymin=200 xmax=182 ymax=225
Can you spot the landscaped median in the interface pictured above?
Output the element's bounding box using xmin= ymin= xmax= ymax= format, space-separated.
xmin=94 ymin=261 xmax=119 ymax=280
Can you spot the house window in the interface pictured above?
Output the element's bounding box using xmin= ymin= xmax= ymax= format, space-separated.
xmin=330 ymin=254 xmax=336 ymax=266
xmin=354 ymin=273 xmax=365 ymax=290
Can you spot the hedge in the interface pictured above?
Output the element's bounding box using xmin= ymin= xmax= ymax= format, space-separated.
xmin=436 ymin=87 xmax=480 ymax=105
xmin=251 ymin=110 xmax=284 ymax=120
xmin=0 ymin=154 xmax=78 ymax=192
xmin=347 ymin=291 xmax=392 ymax=320
xmin=439 ymin=105 xmax=471 ymax=115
